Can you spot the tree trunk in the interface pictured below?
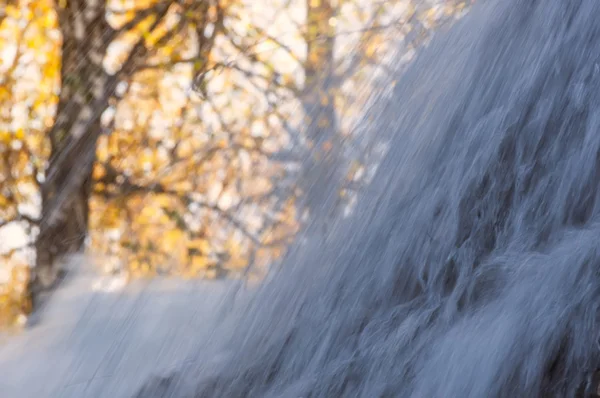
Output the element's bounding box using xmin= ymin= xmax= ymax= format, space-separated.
xmin=300 ymin=0 xmax=344 ymax=228
xmin=304 ymin=0 xmax=336 ymax=141
xmin=34 ymin=0 xmax=111 ymax=289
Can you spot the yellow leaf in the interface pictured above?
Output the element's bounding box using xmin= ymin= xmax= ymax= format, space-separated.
xmin=191 ymin=256 xmax=212 ymax=270
xmin=308 ymin=51 xmax=321 ymax=64
xmin=5 ymin=5 xmax=21 ymax=20
xmin=0 ymin=87 xmax=10 ymax=100
xmin=42 ymin=11 xmax=58 ymax=29
xmin=188 ymin=239 xmax=211 ymax=254
xmin=14 ymin=128 xmax=24 ymax=140
xmin=130 ymin=259 xmax=140 ymax=270
xmin=216 ymin=139 xmax=228 ymax=148
xmin=92 ymin=164 xmax=106 ymax=180
xmin=173 ymin=180 xmax=193 ymax=193
xmin=163 ymin=229 xmax=184 ymax=251
xmin=365 ymin=43 xmax=377 ymax=58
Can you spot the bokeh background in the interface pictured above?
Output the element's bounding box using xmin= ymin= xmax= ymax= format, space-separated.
xmin=0 ymin=0 xmax=470 ymax=326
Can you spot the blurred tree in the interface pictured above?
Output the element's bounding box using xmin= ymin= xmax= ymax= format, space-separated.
xmin=0 ymin=0 xmax=63 ymax=322
xmin=88 ymin=0 xmax=300 ymax=280
xmin=304 ymin=0 xmax=336 ymax=141
xmin=34 ymin=0 xmax=178 ymax=289
xmin=297 ymin=0 xmax=341 ymax=222
xmin=0 ymin=0 xmax=472 ymax=326
xmin=35 ymin=0 xmax=112 ymax=287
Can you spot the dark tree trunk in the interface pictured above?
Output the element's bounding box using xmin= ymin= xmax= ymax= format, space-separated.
xmin=34 ymin=0 xmax=112 ymax=289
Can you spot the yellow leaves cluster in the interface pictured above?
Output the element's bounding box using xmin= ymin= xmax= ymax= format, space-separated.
xmin=0 ymin=131 xmax=11 ymax=144
xmin=0 ymin=195 xmax=11 ymax=210
xmin=0 ymin=0 xmax=413 ymax=292
xmin=0 ymin=264 xmax=32 ymax=329
xmin=0 ymin=0 xmax=475 ymax=307
xmin=90 ymin=191 xmax=223 ymax=278
xmin=0 ymin=0 xmax=57 ymax=235
xmin=89 ymin=144 xmax=296 ymax=278
xmin=3 ymin=4 xmax=22 ymax=21
xmin=223 ymin=236 xmax=247 ymax=270
xmin=106 ymin=0 xmax=161 ymax=29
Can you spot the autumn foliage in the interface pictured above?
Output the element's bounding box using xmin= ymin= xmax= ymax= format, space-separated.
xmin=0 ymin=0 xmax=470 ymax=327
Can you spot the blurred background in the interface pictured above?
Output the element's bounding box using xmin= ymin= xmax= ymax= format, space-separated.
xmin=0 ymin=0 xmax=470 ymax=327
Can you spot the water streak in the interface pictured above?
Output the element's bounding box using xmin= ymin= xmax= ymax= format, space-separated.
xmin=138 ymin=1 xmax=600 ymax=396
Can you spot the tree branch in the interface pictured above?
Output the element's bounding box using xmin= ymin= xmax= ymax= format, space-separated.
xmin=95 ymin=177 xmax=263 ymax=246
xmin=107 ymin=1 xmax=173 ymax=42
xmin=0 ymin=214 xmax=40 ymax=229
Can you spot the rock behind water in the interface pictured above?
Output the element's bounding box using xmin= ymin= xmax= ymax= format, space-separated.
xmin=138 ymin=1 xmax=600 ymax=397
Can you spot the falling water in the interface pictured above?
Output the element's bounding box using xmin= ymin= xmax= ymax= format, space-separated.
xmin=138 ymin=0 xmax=600 ymax=396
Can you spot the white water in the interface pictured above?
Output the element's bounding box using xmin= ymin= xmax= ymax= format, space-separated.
xmin=135 ymin=1 xmax=600 ymax=397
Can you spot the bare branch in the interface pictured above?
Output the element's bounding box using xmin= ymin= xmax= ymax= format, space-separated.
xmin=109 ymin=1 xmax=173 ymax=40
xmin=0 ymin=214 xmax=39 ymax=229
xmin=94 ymin=177 xmax=263 ymax=246
xmin=252 ymin=26 xmax=303 ymax=65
